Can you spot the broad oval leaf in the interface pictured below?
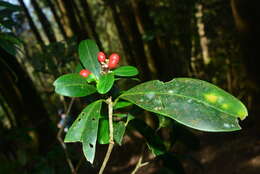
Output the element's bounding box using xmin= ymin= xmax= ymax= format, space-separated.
xmin=97 ymin=73 xmax=115 ymax=94
xmin=53 ymin=73 xmax=96 ymax=97
xmin=120 ymin=78 xmax=248 ymax=132
xmin=78 ymin=39 xmax=101 ymax=79
xmin=113 ymin=66 xmax=139 ymax=77
xmin=64 ymin=100 xmax=102 ymax=163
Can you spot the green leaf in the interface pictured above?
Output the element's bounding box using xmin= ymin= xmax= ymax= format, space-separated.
xmin=120 ymin=78 xmax=248 ymax=132
xmin=113 ymin=100 xmax=133 ymax=110
xmin=97 ymin=73 xmax=115 ymax=94
xmin=113 ymin=66 xmax=139 ymax=77
xmin=130 ymin=119 xmax=166 ymax=156
xmin=53 ymin=73 xmax=96 ymax=97
xmin=97 ymin=119 xmax=126 ymax=145
xmin=114 ymin=122 xmax=126 ymax=145
xmin=64 ymin=100 xmax=102 ymax=163
xmin=74 ymin=63 xmax=84 ymax=73
xmin=78 ymin=39 xmax=101 ymax=79
xmin=98 ymin=119 xmax=109 ymax=144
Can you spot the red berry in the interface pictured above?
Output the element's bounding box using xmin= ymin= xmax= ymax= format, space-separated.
xmin=97 ymin=51 xmax=106 ymax=63
xmin=79 ymin=69 xmax=91 ymax=77
xmin=108 ymin=53 xmax=120 ymax=69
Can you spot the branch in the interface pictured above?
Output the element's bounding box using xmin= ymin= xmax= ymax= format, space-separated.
xmin=131 ymin=145 xmax=150 ymax=174
xmin=57 ymin=98 xmax=76 ymax=174
xmin=98 ymin=96 xmax=114 ymax=174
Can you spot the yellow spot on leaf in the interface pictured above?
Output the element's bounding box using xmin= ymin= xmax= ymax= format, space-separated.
xmin=238 ymin=110 xmax=247 ymax=120
xmin=205 ymin=94 xmax=218 ymax=103
xmin=222 ymin=104 xmax=229 ymax=109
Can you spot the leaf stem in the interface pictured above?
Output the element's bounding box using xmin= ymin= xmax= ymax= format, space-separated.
xmin=98 ymin=96 xmax=114 ymax=174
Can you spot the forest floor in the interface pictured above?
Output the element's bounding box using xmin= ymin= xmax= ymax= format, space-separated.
xmin=184 ymin=120 xmax=260 ymax=174
xmin=87 ymin=117 xmax=260 ymax=174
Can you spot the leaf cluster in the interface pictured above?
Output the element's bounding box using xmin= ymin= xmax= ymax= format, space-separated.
xmin=53 ymin=39 xmax=248 ymax=167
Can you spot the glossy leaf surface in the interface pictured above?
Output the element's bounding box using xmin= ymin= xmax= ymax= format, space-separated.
xmin=113 ymin=66 xmax=139 ymax=77
xmin=53 ymin=73 xmax=96 ymax=97
xmin=120 ymin=78 xmax=248 ymax=132
xmin=78 ymin=39 xmax=101 ymax=79
xmin=64 ymin=100 xmax=102 ymax=163
xmin=97 ymin=73 xmax=114 ymax=94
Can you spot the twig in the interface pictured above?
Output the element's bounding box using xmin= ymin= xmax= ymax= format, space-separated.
xmin=57 ymin=98 xmax=76 ymax=174
xmin=75 ymin=156 xmax=85 ymax=172
xmin=131 ymin=145 xmax=150 ymax=174
xmin=98 ymin=97 xmax=114 ymax=174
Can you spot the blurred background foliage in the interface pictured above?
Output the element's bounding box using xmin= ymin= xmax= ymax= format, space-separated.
xmin=1 ymin=0 xmax=260 ymax=173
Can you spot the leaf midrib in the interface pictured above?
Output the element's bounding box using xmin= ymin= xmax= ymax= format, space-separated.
xmin=120 ymin=91 xmax=237 ymax=118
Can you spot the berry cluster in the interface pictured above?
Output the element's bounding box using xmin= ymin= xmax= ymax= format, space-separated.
xmin=98 ymin=51 xmax=120 ymax=72
xmin=79 ymin=52 xmax=120 ymax=78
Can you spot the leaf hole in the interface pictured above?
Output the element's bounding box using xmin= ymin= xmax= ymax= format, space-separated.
xmin=89 ymin=143 xmax=93 ymax=148
xmin=78 ymin=118 xmax=81 ymax=122
xmin=92 ymin=118 xmax=95 ymax=121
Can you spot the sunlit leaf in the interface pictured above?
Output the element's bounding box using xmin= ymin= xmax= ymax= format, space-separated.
xmin=78 ymin=39 xmax=101 ymax=79
xmin=53 ymin=73 xmax=96 ymax=97
xmin=120 ymin=78 xmax=248 ymax=132
xmin=64 ymin=100 xmax=102 ymax=163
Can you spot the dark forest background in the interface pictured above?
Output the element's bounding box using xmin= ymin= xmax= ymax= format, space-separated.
xmin=1 ymin=0 xmax=260 ymax=173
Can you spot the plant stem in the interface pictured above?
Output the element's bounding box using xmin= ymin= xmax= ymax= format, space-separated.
xmin=57 ymin=98 xmax=76 ymax=174
xmin=99 ymin=97 xmax=115 ymax=174
xmin=131 ymin=145 xmax=149 ymax=174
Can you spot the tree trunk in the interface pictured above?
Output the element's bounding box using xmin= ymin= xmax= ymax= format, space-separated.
xmin=62 ymin=0 xmax=87 ymax=41
xmin=169 ymin=0 xmax=194 ymax=77
xmin=0 ymin=48 xmax=55 ymax=154
xmin=195 ymin=3 xmax=210 ymax=65
xmin=110 ymin=1 xmax=151 ymax=81
xmin=45 ymin=0 xmax=68 ymax=40
xmin=54 ymin=0 xmax=73 ymax=37
xmin=130 ymin=0 xmax=161 ymax=80
xmin=18 ymin=0 xmax=44 ymax=46
xmin=107 ymin=0 xmax=136 ymax=67
xmin=79 ymin=0 xmax=103 ymax=49
xmin=31 ymin=0 xmax=57 ymax=43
